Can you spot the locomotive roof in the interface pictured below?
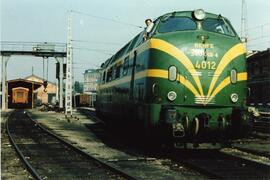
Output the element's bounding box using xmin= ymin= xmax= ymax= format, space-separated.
xmin=157 ymin=10 xmax=226 ymax=20
xmin=101 ymin=10 xmax=230 ymax=69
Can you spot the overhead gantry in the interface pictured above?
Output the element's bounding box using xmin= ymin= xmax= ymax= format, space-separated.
xmin=0 ymin=41 xmax=66 ymax=110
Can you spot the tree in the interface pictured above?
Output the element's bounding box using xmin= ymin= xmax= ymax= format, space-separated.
xmin=74 ymin=81 xmax=84 ymax=94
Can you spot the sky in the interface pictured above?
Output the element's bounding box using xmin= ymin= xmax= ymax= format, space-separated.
xmin=1 ymin=0 xmax=270 ymax=82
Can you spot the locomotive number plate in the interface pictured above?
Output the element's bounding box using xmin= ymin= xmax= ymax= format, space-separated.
xmin=195 ymin=60 xmax=216 ymax=70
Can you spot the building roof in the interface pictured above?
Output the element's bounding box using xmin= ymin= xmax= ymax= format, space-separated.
xmin=24 ymin=74 xmax=56 ymax=85
xmin=7 ymin=78 xmax=42 ymax=90
xmin=247 ymin=48 xmax=270 ymax=61
xmin=84 ymin=69 xmax=101 ymax=74
xmin=8 ymin=78 xmax=42 ymax=84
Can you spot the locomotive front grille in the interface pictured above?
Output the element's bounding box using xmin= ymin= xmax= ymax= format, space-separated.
xmin=194 ymin=96 xmax=215 ymax=104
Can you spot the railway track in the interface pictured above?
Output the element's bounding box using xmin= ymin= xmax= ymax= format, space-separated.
xmin=78 ymin=107 xmax=270 ymax=179
xmin=77 ymin=107 xmax=101 ymax=123
xmin=251 ymin=110 xmax=270 ymax=134
xmin=170 ymin=149 xmax=270 ymax=179
xmin=253 ymin=120 xmax=270 ymax=134
xmin=6 ymin=110 xmax=137 ymax=180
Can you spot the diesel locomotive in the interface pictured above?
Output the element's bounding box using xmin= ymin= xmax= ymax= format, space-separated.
xmin=96 ymin=9 xmax=249 ymax=146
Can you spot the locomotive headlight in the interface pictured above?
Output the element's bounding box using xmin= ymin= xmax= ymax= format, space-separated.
xmin=230 ymin=93 xmax=238 ymax=103
xmin=168 ymin=91 xmax=177 ymax=101
xmin=193 ymin=9 xmax=206 ymax=20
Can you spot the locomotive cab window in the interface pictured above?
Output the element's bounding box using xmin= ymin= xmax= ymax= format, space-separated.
xmin=158 ymin=17 xmax=197 ymax=33
xmin=114 ymin=64 xmax=121 ymax=79
xmin=123 ymin=57 xmax=129 ymax=76
xmin=202 ymin=18 xmax=236 ymax=36
xmin=102 ymin=71 xmax=106 ymax=83
xmin=106 ymin=68 xmax=113 ymax=82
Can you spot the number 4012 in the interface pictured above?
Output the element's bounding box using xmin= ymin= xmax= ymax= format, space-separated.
xmin=195 ymin=61 xmax=216 ymax=70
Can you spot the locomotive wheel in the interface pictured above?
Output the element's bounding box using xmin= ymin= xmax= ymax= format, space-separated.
xmin=192 ymin=117 xmax=199 ymax=136
xmin=218 ymin=117 xmax=226 ymax=130
xmin=183 ymin=116 xmax=189 ymax=132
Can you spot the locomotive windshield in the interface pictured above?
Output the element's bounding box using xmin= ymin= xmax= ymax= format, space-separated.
xmin=157 ymin=14 xmax=236 ymax=37
xmin=158 ymin=17 xmax=197 ymax=33
xmin=202 ymin=18 xmax=236 ymax=36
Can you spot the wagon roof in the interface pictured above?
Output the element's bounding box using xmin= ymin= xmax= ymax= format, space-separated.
xmin=12 ymin=87 xmax=30 ymax=91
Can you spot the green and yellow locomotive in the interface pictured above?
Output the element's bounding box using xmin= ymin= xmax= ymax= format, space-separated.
xmin=96 ymin=9 xmax=248 ymax=145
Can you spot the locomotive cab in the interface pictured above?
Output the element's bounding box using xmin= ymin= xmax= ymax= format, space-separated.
xmin=144 ymin=9 xmax=248 ymax=144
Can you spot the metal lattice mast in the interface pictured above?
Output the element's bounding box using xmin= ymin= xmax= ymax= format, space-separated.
xmin=65 ymin=10 xmax=73 ymax=117
xmin=241 ymin=0 xmax=247 ymax=38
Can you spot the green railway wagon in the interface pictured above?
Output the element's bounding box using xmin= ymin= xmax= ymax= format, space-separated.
xmin=96 ymin=9 xmax=249 ymax=146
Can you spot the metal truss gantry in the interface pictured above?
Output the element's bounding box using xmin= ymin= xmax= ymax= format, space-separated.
xmin=0 ymin=42 xmax=66 ymax=110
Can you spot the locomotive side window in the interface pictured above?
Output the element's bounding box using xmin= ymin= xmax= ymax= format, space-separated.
xmin=102 ymin=71 xmax=106 ymax=83
xmin=123 ymin=57 xmax=129 ymax=76
xmin=202 ymin=18 xmax=236 ymax=36
xmin=168 ymin=66 xmax=177 ymax=81
xmin=230 ymin=69 xmax=237 ymax=84
xmin=115 ymin=64 xmax=121 ymax=79
xmin=158 ymin=17 xmax=196 ymax=33
xmin=106 ymin=68 xmax=113 ymax=82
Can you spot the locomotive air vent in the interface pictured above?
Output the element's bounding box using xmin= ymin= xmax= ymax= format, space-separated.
xmin=194 ymin=96 xmax=215 ymax=104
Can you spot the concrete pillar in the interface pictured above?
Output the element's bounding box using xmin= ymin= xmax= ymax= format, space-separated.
xmin=1 ymin=56 xmax=10 ymax=110
xmin=56 ymin=57 xmax=64 ymax=109
xmin=56 ymin=80 xmax=59 ymax=102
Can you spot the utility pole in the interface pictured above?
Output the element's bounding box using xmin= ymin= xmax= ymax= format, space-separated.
xmin=1 ymin=56 xmax=10 ymax=110
xmin=241 ymin=0 xmax=248 ymax=45
xmin=65 ymin=10 xmax=73 ymax=117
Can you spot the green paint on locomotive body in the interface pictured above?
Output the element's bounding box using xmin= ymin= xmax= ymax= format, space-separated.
xmin=96 ymin=10 xmax=248 ymax=141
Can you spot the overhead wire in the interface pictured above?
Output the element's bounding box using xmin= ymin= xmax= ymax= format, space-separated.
xmin=244 ymin=22 xmax=270 ymax=32
xmin=248 ymin=34 xmax=270 ymax=42
xmin=72 ymin=47 xmax=114 ymax=55
xmin=247 ymin=40 xmax=270 ymax=48
xmin=237 ymin=22 xmax=270 ymax=34
xmin=72 ymin=39 xmax=122 ymax=46
xmin=71 ymin=10 xmax=143 ymax=29
xmin=70 ymin=9 xmax=143 ymax=73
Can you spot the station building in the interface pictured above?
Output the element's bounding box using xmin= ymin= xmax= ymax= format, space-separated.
xmin=83 ymin=69 xmax=101 ymax=106
xmin=83 ymin=69 xmax=100 ymax=93
xmin=247 ymin=48 xmax=270 ymax=108
xmin=24 ymin=74 xmax=57 ymax=105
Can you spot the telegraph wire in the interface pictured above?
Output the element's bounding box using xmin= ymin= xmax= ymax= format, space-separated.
xmin=72 ymin=39 xmax=122 ymax=46
xmin=237 ymin=22 xmax=270 ymax=34
xmin=247 ymin=40 xmax=270 ymax=47
xmin=248 ymin=34 xmax=270 ymax=42
xmin=244 ymin=22 xmax=270 ymax=32
xmin=73 ymin=47 xmax=114 ymax=55
xmin=71 ymin=10 xmax=143 ymax=29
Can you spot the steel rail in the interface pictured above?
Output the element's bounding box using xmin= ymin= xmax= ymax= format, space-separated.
xmin=170 ymin=149 xmax=270 ymax=179
xmin=232 ymin=146 xmax=270 ymax=159
xmin=25 ymin=112 xmax=137 ymax=180
xmin=78 ymin=108 xmax=270 ymax=179
xmin=6 ymin=111 xmax=42 ymax=180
